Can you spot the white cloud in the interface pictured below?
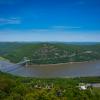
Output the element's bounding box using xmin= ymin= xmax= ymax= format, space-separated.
xmin=0 ymin=18 xmax=21 ymax=25
xmin=52 ymin=25 xmax=81 ymax=30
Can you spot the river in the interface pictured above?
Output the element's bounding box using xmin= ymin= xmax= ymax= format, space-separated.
xmin=0 ymin=60 xmax=100 ymax=78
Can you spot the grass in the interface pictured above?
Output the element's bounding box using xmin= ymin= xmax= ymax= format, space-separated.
xmin=0 ymin=56 xmax=8 ymax=61
xmin=0 ymin=56 xmax=5 ymax=60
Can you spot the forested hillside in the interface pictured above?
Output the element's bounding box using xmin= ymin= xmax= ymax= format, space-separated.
xmin=0 ymin=42 xmax=100 ymax=64
xmin=0 ymin=71 xmax=100 ymax=100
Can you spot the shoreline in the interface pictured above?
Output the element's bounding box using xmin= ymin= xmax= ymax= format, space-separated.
xmin=1 ymin=59 xmax=99 ymax=67
xmin=29 ymin=60 xmax=98 ymax=67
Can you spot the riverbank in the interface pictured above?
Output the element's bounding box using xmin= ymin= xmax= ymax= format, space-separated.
xmin=0 ymin=56 xmax=9 ymax=61
xmin=29 ymin=60 xmax=98 ymax=67
xmin=1 ymin=58 xmax=99 ymax=67
xmin=1 ymin=71 xmax=100 ymax=83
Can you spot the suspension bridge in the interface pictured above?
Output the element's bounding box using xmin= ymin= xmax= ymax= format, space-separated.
xmin=0 ymin=55 xmax=78 ymax=72
xmin=3 ymin=57 xmax=31 ymax=73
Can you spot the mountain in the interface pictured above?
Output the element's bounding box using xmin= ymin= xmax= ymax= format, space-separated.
xmin=0 ymin=42 xmax=100 ymax=64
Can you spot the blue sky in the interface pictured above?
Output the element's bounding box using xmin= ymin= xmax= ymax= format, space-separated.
xmin=0 ymin=0 xmax=100 ymax=42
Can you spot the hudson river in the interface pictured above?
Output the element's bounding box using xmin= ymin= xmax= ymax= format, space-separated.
xmin=0 ymin=60 xmax=100 ymax=77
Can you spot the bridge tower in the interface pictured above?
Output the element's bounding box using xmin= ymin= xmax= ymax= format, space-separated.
xmin=23 ymin=57 xmax=30 ymax=67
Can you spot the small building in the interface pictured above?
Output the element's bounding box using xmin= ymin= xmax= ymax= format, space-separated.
xmin=78 ymin=83 xmax=87 ymax=90
xmin=80 ymin=85 xmax=87 ymax=90
xmin=78 ymin=83 xmax=93 ymax=90
xmin=84 ymin=51 xmax=92 ymax=54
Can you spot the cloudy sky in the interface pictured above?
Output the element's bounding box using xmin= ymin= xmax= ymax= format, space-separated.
xmin=0 ymin=0 xmax=100 ymax=42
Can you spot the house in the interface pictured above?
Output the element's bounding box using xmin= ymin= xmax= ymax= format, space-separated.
xmin=78 ymin=83 xmax=93 ymax=90
xmin=78 ymin=83 xmax=87 ymax=90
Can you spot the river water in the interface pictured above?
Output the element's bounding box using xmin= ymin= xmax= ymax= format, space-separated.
xmin=0 ymin=60 xmax=100 ymax=78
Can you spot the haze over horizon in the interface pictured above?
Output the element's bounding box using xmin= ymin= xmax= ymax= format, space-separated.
xmin=0 ymin=0 xmax=100 ymax=42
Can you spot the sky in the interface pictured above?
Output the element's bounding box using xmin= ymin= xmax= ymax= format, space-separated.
xmin=0 ymin=0 xmax=100 ymax=42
